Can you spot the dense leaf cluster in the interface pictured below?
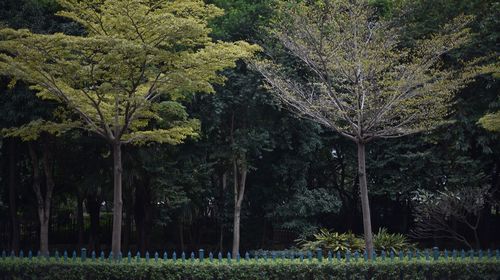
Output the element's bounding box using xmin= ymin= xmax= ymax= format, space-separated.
xmin=1 ymin=258 xmax=499 ymax=280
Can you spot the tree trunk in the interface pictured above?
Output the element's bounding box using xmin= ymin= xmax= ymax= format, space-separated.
xmin=29 ymin=141 xmax=54 ymax=256
xmin=7 ymin=139 xmax=20 ymax=253
xmin=179 ymin=223 xmax=185 ymax=252
xmin=357 ymin=141 xmax=374 ymax=258
xmin=111 ymin=142 xmax=123 ymax=258
xmin=218 ymin=171 xmax=227 ymax=253
xmin=232 ymin=159 xmax=247 ymax=258
xmin=77 ymin=193 xmax=84 ymax=249
xmin=87 ymin=194 xmax=101 ymax=252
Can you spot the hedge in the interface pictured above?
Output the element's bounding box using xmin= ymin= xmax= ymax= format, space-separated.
xmin=1 ymin=259 xmax=499 ymax=280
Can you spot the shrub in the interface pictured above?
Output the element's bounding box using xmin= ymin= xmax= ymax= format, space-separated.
xmin=0 ymin=258 xmax=499 ymax=280
xmin=297 ymin=228 xmax=365 ymax=252
xmin=298 ymin=228 xmax=416 ymax=254
xmin=373 ymin=228 xmax=416 ymax=254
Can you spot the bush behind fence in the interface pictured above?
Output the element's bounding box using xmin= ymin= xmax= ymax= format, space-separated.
xmin=1 ymin=248 xmax=499 ymax=280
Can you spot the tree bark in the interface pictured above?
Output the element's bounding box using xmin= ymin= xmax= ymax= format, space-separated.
xmin=7 ymin=139 xmax=20 ymax=253
xmin=111 ymin=142 xmax=123 ymax=257
xmin=232 ymin=159 xmax=247 ymax=258
xmin=357 ymin=141 xmax=374 ymax=258
xmin=219 ymin=172 xmax=227 ymax=252
xmin=28 ymin=140 xmax=54 ymax=256
xmin=77 ymin=193 xmax=84 ymax=248
xmin=87 ymin=194 xmax=101 ymax=252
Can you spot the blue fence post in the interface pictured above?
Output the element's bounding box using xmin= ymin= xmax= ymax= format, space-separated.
xmin=190 ymin=252 xmax=195 ymax=262
xmin=81 ymin=248 xmax=87 ymax=262
xmin=227 ymin=252 xmax=231 ymax=263
xmin=91 ymin=251 xmax=96 ymax=261
xmin=327 ymin=251 xmax=332 ymax=262
xmin=118 ymin=252 xmax=122 ymax=262
xmin=136 ymin=252 xmax=141 ymax=262
xmin=163 ymin=251 xmax=168 ymax=261
xmin=307 ymin=251 xmax=312 ymax=262
xmin=416 ymin=249 xmax=421 ymax=260
xmin=425 ymin=249 xmax=430 ymax=261
xmin=72 ymin=250 xmax=77 ymax=262
xmin=173 ymin=251 xmax=177 ymax=262
xmin=381 ymin=250 xmax=386 ymax=261
xmin=346 ymin=250 xmax=351 ymax=263
xmin=236 ymin=252 xmax=240 ymax=262
xmin=254 ymin=252 xmax=259 ymax=261
xmin=433 ymin=247 xmax=439 ymax=261
xmin=354 ymin=250 xmax=359 ymax=261
xmin=63 ymin=251 xmax=67 ymax=262
xmin=29 ymin=250 xmax=33 ymax=260
xmin=199 ymin=249 xmax=204 ymax=262
xmin=443 ymin=249 xmax=448 ymax=260
xmin=452 ymin=249 xmax=457 ymax=260
xmin=54 ymin=250 xmax=59 ymax=261
xmin=399 ymin=250 xmax=403 ymax=261
xmin=364 ymin=251 xmax=368 ymax=261
xmin=146 ymin=251 xmax=150 ymax=263
xmin=407 ymin=250 xmax=412 ymax=261
xmin=108 ymin=252 xmax=113 ymax=262
xmin=469 ymin=250 xmax=474 ymax=260
xmin=272 ymin=251 xmax=276 ymax=261
xmin=478 ymin=250 xmax=483 ymax=260
xmin=101 ymin=251 xmax=105 ymax=261
xmin=460 ymin=249 xmax=465 ymax=259
xmin=155 ymin=252 xmax=159 ymax=263
xmin=316 ymin=248 xmax=323 ymax=262
xmin=181 ymin=252 xmax=185 ymax=262
xmin=372 ymin=251 xmax=377 ymax=261
xmin=487 ymin=249 xmax=491 ymax=259
xmin=337 ymin=251 xmax=341 ymax=261
xmin=209 ymin=252 xmax=213 ymax=262
xmin=299 ymin=252 xmax=304 ymax=262
xmin=218 ymin=252 xmax=222 ymax=263
xmin=245 ymin=252 xmax=250 ymax=261
xmin=128 ymin=251 xmax=132 ymax=263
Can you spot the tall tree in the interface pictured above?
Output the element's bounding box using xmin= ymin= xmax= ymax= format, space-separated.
xmin=0 ymin=0 xmax=259 ymax=256
xmin=253 ymin=0 xmax=474 ymax=256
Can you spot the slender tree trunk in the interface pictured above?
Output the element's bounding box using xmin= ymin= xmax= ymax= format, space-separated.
xmin=111 ymin=142 xmax=123 ymax=257
xmin=28 ymin=140 xmax=55 ymax=256
xmin=77 ymin=193 xmax=84 ymax=248
xmin=87 ymin=194 xmax=101 ymax=252
xmin=219 ymin=172 xmax=227 ymax=253
xmin=232 ymin=159 xmax=247 ymax=258
xmin=7 ymin=139 xmax=20 ymax=253
xmin=357 ymin=141 xmax=374 ymax=258
xmin=179 ymin=223 xmax=185 ymax=252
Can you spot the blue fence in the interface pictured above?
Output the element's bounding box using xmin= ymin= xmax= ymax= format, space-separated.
xmin=1 ymin=248 xmax=499 ymax=263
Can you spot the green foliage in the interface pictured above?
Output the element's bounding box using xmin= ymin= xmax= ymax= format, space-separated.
xmin=373 ymin=228 xmax=415 ymax=254
xmin=0 ymin=259 xmax=499 ymax=280
xmin=0 ymin=0 xmax=260 ymax=146
xmin=298 ymin=228 xmax=415 ymax=253
xmin=297 ymin=229 xmax=365 ymax=252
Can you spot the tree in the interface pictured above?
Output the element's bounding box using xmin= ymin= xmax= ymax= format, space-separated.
xmin=0 ymin=0 xmax=259 ymax=256
xmin=411 ymin=186 xmax=491 ymax=249
xmin=253 ymin=0 xmax=474 ymax=256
